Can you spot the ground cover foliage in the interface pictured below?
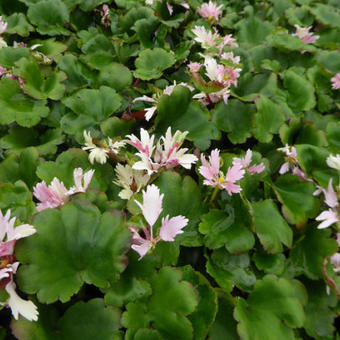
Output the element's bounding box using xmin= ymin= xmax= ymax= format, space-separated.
xmin=0 ymin=0 xmax=340 ymax=338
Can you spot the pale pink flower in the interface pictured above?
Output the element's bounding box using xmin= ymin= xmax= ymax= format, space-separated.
xmin=33 ymin=168 xmax=94 ymax=212
xmin=323 ymin=179 xmax=338 ymax=209
xmin=233 ymin=150 xmax=265 ymax=175
xmin=221 ymin=52 xmax=240 ymax=64
xmin=33 ymin=179 xmax=69 ymax=212
xmin=293 ymin=25 xmax=319 ymax=44
xmin=219 ymin=34 xmax=238 ymax=49
xmin=187 ymin=62 xmax=202 ymax=73
xmin=166 ymin=2 xmax=173 ymax=15
xmin=0 ymin=210 xmax=38 ymax=321
xmin=316 ymin=209 xmax=339 ymax=229
xmin=0 ymin=16 xmax=7 ymax=35
xmin=199 ymin=149 xmax=245 ymax=195
xmin=0 ymin=66 xmax=6 ymax=76
xmin=197 ymin=1 xmax=223 ymax=21
xmin=331 ymin=73 xmax=340 ymax=90
xmin=130 ymin=185 xmax=188 ymax=259
xmin=127 ymin=128 xmax=197 ymax=175
xmin=199 ymin=149 xmax=221 ymax=186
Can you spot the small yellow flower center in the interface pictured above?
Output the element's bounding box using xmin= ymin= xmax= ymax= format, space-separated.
xmin=224 ymin=75 xmax=229 ymax=81
xmin=219 ymin=176 xmax=225 ymax=183
xmin=102 ymin=140 xmax=108 ymax=147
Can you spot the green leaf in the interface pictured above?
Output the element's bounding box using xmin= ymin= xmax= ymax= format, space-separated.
xmin=212 ymin=100 xmax=254 ymax=144
xmin=147 ymin=267 xmax=198 ymax=340
xmin=122 ymin=267 xmax=198 ymax=340
xmin=251 ymin=199 xmax=293 ymax=254
xmin=61 ymin=86 xmax=122 ymax=141
xmin=199 ymin=195 xmax=254 ymax=253
xmin=97 ymin=63 xmax=133 ymax=91
xmin=326 ymin=121 xmax=340 ymax=153
xmin=0 ymin=78 xmax=49 ymax=127
xmin=100 ymin=117 xmax=137 ymax=139
xmin=236 ymin=16 xmax=274 ymax=45
xmin=208 ymin=290 xmax=238 ymax=340
xmin=154 ymin=171 xmax=206 ymax=247
xmin=0 ymin=147 xmax=39 ymax=188
xmin=156 ymin=86 xmax=220 ymax=149
xmin=282 ymin=69 xmax=316 ymax=111
xmin=234 ymin=275 xmax=305 ymax=340
xmin=58 ymin=299 xmax=121 ymax=340
xmin=14 ymin=58 xmax=66 ymax=100
xmin=290 ymin=227 xmax=337 ymax=279
xmin=272 ymin=174 xmax=320 ymax=226
xmin=134 ymin=48 xmax=175 ymax=80
xmin=0 ymin=181 xmax=35 ymax=223
xmin=27 ymin=0 xmax=70 ymax=36
xmin=206 ymin=249 xmax=256 ymax=291
xmin=11 ymin=303 xmax=59 ymax=340
xmin=310 ymin=4 xmax=340 ymax=29
xmin=295 ymin=144 xmax=335 ymax=186
xmin=134 ymin=329 xmax=162 ymax=340
xmin=57 ymin=54 xmax=95 ymax=92
xmin=0 ymin=47 xmax=30 ymax=68
xmin=181 ymin=266 xmax=217 ymax=340
xmin=62 ymin=86 xmax=121 ymax=121
xmin=303 ymin=280 xmax=337 ymax=338
xmin=317 ymin=50 xmax=340 ymax=73
xmin=16 ymin=202 xmax=130 ymax=303
xmin=132 ymin=17 xmax=159 ymax=49
xmin=0 ymin=127 xmax=63 ymax=156
xmin=104 ymin=274 xmax=151 ymax=308
xmin=253 ymin=95 xmax=285 ymax=143
xmin=5 ymin=13 xmax=34 ymax=37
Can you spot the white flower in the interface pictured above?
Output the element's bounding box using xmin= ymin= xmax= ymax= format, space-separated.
xmin=113 ymin=164 xmax=150 ymax=200
xmin=327 ymin=154 xmax=340 ymax=171
xmin=82 ymin=131 xmax=124 ymax=164
xmin=192 ymin=26 xmax=219 ymax=49
xmin=316 ymin=209 xmax=339 ymax=229
xmin=5 ymin=281 xmax=38 ymax=321
xmin=0 ymin=37 xmax=7 ymax=49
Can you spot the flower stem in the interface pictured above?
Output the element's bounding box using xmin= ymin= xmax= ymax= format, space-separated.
xmin=209 ymin=186 xmax=220 ymax=206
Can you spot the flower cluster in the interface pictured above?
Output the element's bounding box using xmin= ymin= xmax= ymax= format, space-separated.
xmin=192 ymin=54 xmax=241 ymax=104
xmin=0 ymin=210 xmax=38 ymax=321
xmin=126 ymin=127 xmax=198 ymax=175
xmin=199 ymin=149 xmax=264 ymax=195
xmin=33 ymin=168 xmax=95 ymax=212
xmin=189 ymin=8 xmax=240 ymax=106
xmin=82 ymin=131 xmax=125 ymax=164
xmin=129 ymin=185 xmax=188 ymax=259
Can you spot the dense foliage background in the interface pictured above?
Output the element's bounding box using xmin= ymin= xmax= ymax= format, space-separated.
xmin=0 ymin=0 xmax=340 ymax=338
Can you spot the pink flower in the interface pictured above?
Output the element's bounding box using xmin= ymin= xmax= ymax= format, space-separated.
xmin=292 ymin=25 xmax=319 ymax=44
xmin=188 ymin=62 xmax=202 ymax=73
xmin=127 ymin=128 xmax=197 ymax=175
xmin=192 ymin=26 xmax=219 ymax=49
xmin=100 ymin=4 xmax=110 ymax=27
xmin=130 ymin=185 xmax=188 ymax=259
xmin=232 ymin=150 xmax=265 ymax=175
xmin=0 ymin=16 xmax=7 ymax=35
xmin=197 ymin=1 xmax=223 ymax=21
xmin=199 ymin=149 xmax=221 ymax=186
xmin=316 ymin=209 xmax=339 ymax=229
xmin=219 ymin=34 xmax=238 ymax=49
xmin=199 ymin=149 xmax=245 ymax=195
xmin=331 ymin=73 xmax=340 ymax=90
xmin=0 ymin=66 xmax=6 ymax=76
xmin=322 ymin=179 xmax=338 ymax=209
xmin=33 ymin=168 xmax=94 ymax=212
xmin=221 ymin=52 xmax=240 ymax=64
xmin=0 ymin=210 xmax=38 ymax=321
